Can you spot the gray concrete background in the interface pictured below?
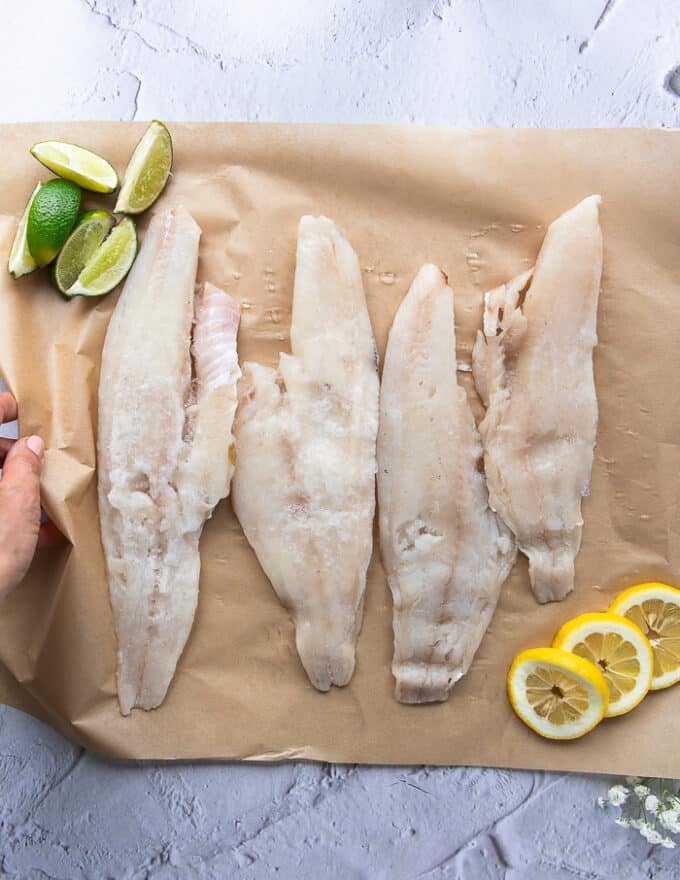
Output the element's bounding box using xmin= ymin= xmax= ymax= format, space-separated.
xmin=1 ymin=1 xmax=679 ymax=877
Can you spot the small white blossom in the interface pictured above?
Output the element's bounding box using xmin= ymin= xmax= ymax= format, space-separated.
xmin=659 ymin=809 xmax=680 ymax=834
xmin=636 ymin=821 xmax=664 ymax=844
xmin=644 ymin=829 xmax=664 ymax=845
xmin=645 ymin=794 xmax=660 ymax=813
xmin=607 ymin=785 xmax=629 ymax=806
xmin=598 ymin=779 xmax=680 ymax=848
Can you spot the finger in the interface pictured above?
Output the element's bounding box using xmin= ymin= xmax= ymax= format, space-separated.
xmin=37 ymin=520 xmax=67 ymax=549
xmin=0 ymin=436 xmax=45 ymax=531
xmin=0 ymin=436 xmax=45 ymax=593
xmin=0 ymin=391 xmax=17 ymax=426
xmin=1 ymin=435 xmax=44 ymax=487
xmin=0 ymin=437 xmax=13 ymax=464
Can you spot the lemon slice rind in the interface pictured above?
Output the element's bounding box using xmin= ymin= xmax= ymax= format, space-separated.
xmin=609 ymin=582 xmax=680 ymax=691
xmin=508 ymin=647 xmax=609 ymax=740
xmin=553 ymin=612 xmax=653 ymax=718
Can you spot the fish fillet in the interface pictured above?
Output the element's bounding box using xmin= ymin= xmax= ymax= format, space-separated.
xmin=232 ymin=215 xmax=379 ymax=691
xmin=98 ymin=206 xmax=241 ymax=715
xmin=378 ymin=264 xmax=515 ymax=704
xmin=472 ymin=195 xmax=603 ymax=604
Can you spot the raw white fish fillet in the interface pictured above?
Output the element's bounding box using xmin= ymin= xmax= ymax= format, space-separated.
xmin=232 ymin=215 xmax=379 ymax=691
xmin=98 ymin=206 xmax=241 ymax=715
xmin=472 ymin=195 xmax=602 ymax=604
xmin=378 ymin=264 xmax=515 ymax=704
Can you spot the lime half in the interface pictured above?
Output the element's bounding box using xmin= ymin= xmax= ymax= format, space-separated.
xmin=31 ymin=141 xmax=118 ymax=193
xmin=26 ymin=178 xmax=81 ymax=267
xmin=114 ymin=121 xmax=173 ymax=214
xmin=66 ymin=216 xmax=137 ymax=297
xmin=8 ymin=183 xmax=42 ymax=278
xmin=53 ymin=210 xmax=115 ymax=293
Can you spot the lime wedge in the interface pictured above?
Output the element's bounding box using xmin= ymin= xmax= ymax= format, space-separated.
xmin=66 ymin=217 xmax=137 ymax=297
xmin=75 ymin=209 xmax=113 ymax=227
xmin=8 ymin=183 xmax=42 ymax=278
xmin=26 ymin=178 xmax=81 ymax=267
xmin=53 ymin=210 xmax=115 ymax=293
xmin=31 ymin=141 xmax=119 ymax=194
xmin=114 ymin=121 xmax=173 ymax=214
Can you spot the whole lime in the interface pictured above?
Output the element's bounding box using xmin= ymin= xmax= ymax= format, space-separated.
xmin=26 ymin=178 xmax=81 ymax=267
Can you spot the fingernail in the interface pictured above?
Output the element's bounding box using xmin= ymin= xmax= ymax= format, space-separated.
xmin=26 ymin=435 xmax=44 ymax=459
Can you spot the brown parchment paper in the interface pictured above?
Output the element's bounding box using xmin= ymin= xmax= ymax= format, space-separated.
xmin=1 ymin=123 xmax=679 ymax=775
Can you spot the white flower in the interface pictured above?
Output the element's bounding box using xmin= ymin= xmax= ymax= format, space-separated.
xmin=636 ymin=821 xmax=664 ymax=844
xmin=659 ymin=809 xmax=680 ymax=834
xmin=637 ymin=821 xmax=654 ymax=841
xmin=615 ymin=816 xmax=630 ymax=827
xmin=634 ymin=784 xmax=651 ymax=800
xmin=645 ymin=794 xmax=660 ymax=813
xmin=661 ymin=837 xmax=676 ymax=849
xmin=629 ymin=818 xmax=643 ymax=830
xmin=607 ymin=785 xmax=629 ymax=806
xmin=597 ymin=796 xmax=608 ymax=808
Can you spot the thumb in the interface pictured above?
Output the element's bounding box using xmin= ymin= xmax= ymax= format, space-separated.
xmin=1 ymin=435 xmax=44 ymax=490
xmin=0 ymin=435 xmax=44 ymax=531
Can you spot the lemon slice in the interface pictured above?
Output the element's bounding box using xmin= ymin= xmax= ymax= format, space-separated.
xmin=552 ymin=612 xmax=653 ymax=717
xmin=609 ymin=583 xmax=680 ymax=690
xmin=114 ymin=121 xmax=172 ymax=214
xmin=66 ymin=216 xmax=137 ymax=297
xmin=508 ymin=647 xmax=609 ymax=739
xmin=31 ymin=141 xmax=118 ymax=193
xmin=8 ymin=182 xmax=41 ymax=278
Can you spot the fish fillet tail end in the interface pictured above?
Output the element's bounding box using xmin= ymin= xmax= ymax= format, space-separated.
xmin=117 ymin=686 xmax=155 ymax=717
xmin=118 ymin=683 xmax=134 ymax=717
xmin=117 ymin=656 xmax=177 ymax=716
xmin=117 ymin=671 xmax=151 ymax=717
xmin=295 ymin=625 xmax=356 ymax=691
xmin=527 ymin=548 xmax=576 ymax=603
xmin=393 ymin=663 xmax=461 ymax=704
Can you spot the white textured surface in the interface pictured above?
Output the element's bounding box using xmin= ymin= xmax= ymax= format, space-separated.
xmin=1 ymin=1 xmax=679 ymax=876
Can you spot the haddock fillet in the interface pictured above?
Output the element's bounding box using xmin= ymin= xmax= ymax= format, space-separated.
xmin=232 ymin=215 xmax=379 ymax=691
xmin=472 ymin=195 xmax=603 ymax=603
xmin=378 ymin=264 xmax=515 ymax=703
xmin=98 ymin=206 xmax=241 ymax=714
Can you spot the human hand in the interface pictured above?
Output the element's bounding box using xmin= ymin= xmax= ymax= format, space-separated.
xmin=0 ymin=392 xmax=61 ymax=599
